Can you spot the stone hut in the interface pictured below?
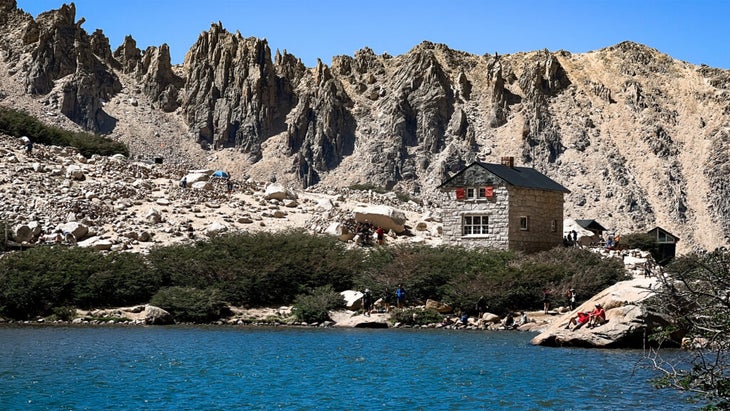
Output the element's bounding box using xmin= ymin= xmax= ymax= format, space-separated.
xmin=647 ymin=226 xmax=679 ymax=265
xmin=438 ymin=158 xmax=570 ymax=252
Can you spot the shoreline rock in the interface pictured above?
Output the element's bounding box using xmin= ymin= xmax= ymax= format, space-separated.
xmin=530 ymin=276 xmax=677 ymax=348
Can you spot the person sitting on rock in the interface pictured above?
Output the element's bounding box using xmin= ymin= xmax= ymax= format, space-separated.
xmin=501 ymin=313 xmax=515 ymax=329
xmin=565 ymin=311 xmax=590 ymax=331
xmin=588 ymin=303 xmax=606 ymax=328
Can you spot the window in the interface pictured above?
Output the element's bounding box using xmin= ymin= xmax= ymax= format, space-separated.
xmin=658 ymin=231 xmax=675 ymax=243
xmin=519 ymin=216 xmax=529 ymax=231
xmin=551 ymin=219 xmax=557 ymax=232
xmin=463 ymin=215 xmax=489 ymax=236
xmin=462 ymin=187 xmax=493 ymax=200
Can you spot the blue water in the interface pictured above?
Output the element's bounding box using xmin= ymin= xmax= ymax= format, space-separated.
xmin=0 ymin=326 xmax=700 ymax=410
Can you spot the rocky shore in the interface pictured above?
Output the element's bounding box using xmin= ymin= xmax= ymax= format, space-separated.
xmin=0 ymin=260 xmax=658 ymax=348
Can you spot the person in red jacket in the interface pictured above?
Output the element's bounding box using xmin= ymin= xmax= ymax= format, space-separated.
xmin=588 ymin=303 xmax=606 ymax=328
xmin=565 ymin=311 xmax=590 ymax=331
xmin=376 ymin=226 xmax=385 ymax=245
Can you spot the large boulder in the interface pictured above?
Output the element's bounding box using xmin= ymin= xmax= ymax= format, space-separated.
xmin=57 ymin=221 xmax=89 ymax=240
xmin=328 ymin=310 xmax=389 ymax=328
xmin=65 ymin=164 xmax=86 ymax=180
xmin=316 ymin=198 xmax=334 ymax=211
xmin=481 ymin=313 xmax=501 ymax=324
xmin=341 ymin=290 xmax=363 ymax=310
xmin=191 ymin=181 xmax=212 ymax=190
xmin=531 ymin=277 xmax=673 ymax=348
xmin=353 ymin=205 xmax=406 ymax=234
xmin=91 ymin=238 xmax=114 ymax=250
xmin=184 ymin=169 xmax=213 ymax=184
xmin=205 ymin=221 xmax=228 ymax=237
xmin=144 ymin=305 xmax=174 ymax=325
xmin=425 ymin=299 xmax=453 ymax=314
xmin=13 ymin=222 xmax=41 ymax=243
xmin=264 ymin=183 xmax=296 ymax=201
xmin=145 ymin=208 xmax=162 ymax=224
xmin=325 ymin=222 xmax=355 ymax=242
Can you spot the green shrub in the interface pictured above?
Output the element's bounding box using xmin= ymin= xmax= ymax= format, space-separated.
xmin=621 ymin=233 xmax=657 ymax=252
xmin=360 ymin=245 xmax=625 ymax=316
xmin=0 ymin=107 xmax=128 ymax=157
xmin=150 ymin=287 xmax=229 ymax=323
xmin=147 ymin=230 xmax=363 ymax=307
xmin=292 ymin=285 xmax=345 ymax=323
xmin=0 ymin=230 xmax=628 ymax=322
xmin=0 ymin=220 xmax=8 ymax=251
xmin=361 ymin=244 xmax=515 ymax=310
xmin=504 ymin=247 xmax=627 ymax=311
xmin=391 ymin=308 xmax=443 ymax=326
xmin=49 ymin=306 xmax=77 ymax=322
xmin=0 ymin=247 xmax=156 ymax=320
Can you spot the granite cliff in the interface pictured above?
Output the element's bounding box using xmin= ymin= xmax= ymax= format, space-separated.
xmin=1 ymin=0 xmax=729 ymax=253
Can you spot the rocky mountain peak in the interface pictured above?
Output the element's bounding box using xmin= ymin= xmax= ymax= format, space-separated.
xmin=181 ymin=22 xmax=293 ymax=155
xmin=113 ymin=35 xmax=142 ymax=73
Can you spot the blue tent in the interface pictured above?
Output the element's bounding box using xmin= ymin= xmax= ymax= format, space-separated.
xmin=212 ymin=170 xmax=230 ymax=179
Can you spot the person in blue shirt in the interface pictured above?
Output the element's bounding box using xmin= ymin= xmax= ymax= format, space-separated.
xmin=396 ymin=285 xmax=406 ymax=309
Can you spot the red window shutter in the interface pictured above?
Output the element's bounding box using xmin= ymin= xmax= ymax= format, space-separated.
xmin=455 ymin=188 xmax=465 ymax=200
xmin=485 ymin=186 xmax=494 ymax=197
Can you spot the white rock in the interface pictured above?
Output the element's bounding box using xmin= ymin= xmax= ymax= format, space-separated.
xmin=531 ymin=277 xmax=665 ymax=348
xmin=145 ymin=305 xmax=173 ymax=325
xmin=58 ymin=221 xmax=88 ymax=240
xmin=191 ymin=181 xmax=212 ymax=190
xmin=205 ymin=221 xmax=228 ymax=237
xmin=145 ymin=209 xmax=162 ymax=224
xmin=341 ymin=290 xmax=364 ymax=310
xmin=353 ymin=205 xmax=406 ymax=234
xmin=92 ymin=239 xmax=113 ymax=250
xmin=264 ymin=183 xmax=289 ymax=200
xmin=65 ymin=164 xmax=85 ymax=180
xmin=325 ymin=222 xmax=355 ymax=241
xmin=12 ymin=224 xmax=34 ymax=243
xmin=185 ymin=171 xmax=213 ymax=184
xmin=316 ymin=198 xmax=334 ymax=211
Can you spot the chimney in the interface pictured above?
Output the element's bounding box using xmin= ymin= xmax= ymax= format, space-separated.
xmin=500 ymin=156 xmax=515 ymax=168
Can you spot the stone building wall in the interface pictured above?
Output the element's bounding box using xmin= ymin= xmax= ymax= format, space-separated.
xmin=440 ymin=186 xmax=564 ymax=252
xmin=440 ymin=184 xmax=510 ymax=249
xmin=507 ymin=188 xmax=564 ymax=252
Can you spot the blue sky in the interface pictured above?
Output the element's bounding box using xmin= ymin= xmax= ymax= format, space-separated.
xmin=15 ymin=1 xmax=730 ymax=69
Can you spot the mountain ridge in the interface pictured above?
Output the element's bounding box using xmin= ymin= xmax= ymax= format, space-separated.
xmin=1 ymin=0 xmax=729 ymax=253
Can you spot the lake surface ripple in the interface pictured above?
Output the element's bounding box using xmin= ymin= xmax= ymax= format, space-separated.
xmin=0 ymin=326 xmax=700 ymax=410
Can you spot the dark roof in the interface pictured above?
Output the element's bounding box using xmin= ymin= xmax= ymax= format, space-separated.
xmin=439 ymin=162 xmax=570 ymax=193
xmin=575 ymin=219 xmax=607 ymax=232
